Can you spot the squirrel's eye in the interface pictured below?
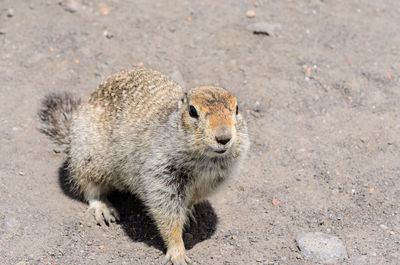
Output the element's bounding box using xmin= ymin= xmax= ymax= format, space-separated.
xmin=189 ymin=105 xmax=199 ymax=118
xmin=236 ymin=105 xmax=239 ymax=115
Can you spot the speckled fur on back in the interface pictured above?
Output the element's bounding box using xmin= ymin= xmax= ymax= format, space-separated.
xmin=39 ymin=67 xmax=249 ymax=265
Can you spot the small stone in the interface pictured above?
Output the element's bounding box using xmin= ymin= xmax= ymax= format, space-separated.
xmin=271 ymin=198 xmax=280 ymax=206
xmin=168 ymin=25 xmax=176 ymax=32
xmin=250 ymin=111 xmax=261 ymax=118
xmin=246 ymin=10 xmax=256 ymax=18
xmin=103 ymin=30 xmax=114 ymax=39
xmin=223 ymin=231 xmax=231 ymax=238
xmin=247 ymin=22 xmax=282 ymax=36
xmin=100 ymin=7 xmax=110 ymax=15
xmin=254 ymin=101 xmax=261 ymax=112
xmin=6 ymin=8 xmax=14 ymax=18
xmin=380 ymin=224 xmax=388 ymax=230
xmin=53 ymin=148 xmax=62 ymax=153
xmin=60 ymin=1 xmax=79 ymax=13
xmin=296 ymin=232 xmax=347 ymax=264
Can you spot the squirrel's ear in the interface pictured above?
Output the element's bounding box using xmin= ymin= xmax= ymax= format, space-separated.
xmin=178 ymin=92 xmax=188 ymax=109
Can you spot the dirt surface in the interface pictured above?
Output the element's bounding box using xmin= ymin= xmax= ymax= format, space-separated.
xmin=1 ymin=0 xmax=400 ymax=264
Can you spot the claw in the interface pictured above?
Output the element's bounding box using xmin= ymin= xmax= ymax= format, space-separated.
xmin=109 ymin=206 xmax=120 ymax=221
xmin=162 ymin=249 xmax=190 ymax=265
xmin=95 ymin=207 xmax=105 ymax=225
xmin=184 ymin=255 xmax=192 ymax=264
xmin=87 ymin=200 xmax=119 ymax=226
xmin=188 ymin=207 xmax=197 ymax=226
xmin=188 ymin=210 xmax=197 ymax=225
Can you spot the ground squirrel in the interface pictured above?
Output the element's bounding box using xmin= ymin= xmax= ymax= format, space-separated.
xmin=39 ymin=68 xmax=249 ymax=264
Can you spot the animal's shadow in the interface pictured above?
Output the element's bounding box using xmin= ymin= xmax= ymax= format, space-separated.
xmin=58 ymin=160 xmax=218 ymax=251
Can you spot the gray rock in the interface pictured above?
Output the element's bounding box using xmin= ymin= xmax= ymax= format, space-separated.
xmin=296 ymin=232 xmax=347 ymax=264
xmin=379 ymin=224 xmax=388 ymax=230
xmin=103 ymin=30 xmax=114 ymax=39
xmin=7 ymin=8 xmax=14 ymax=18
xmin=247 ymin=22 xmax=281 ymax=36
xmin=59 ymin=1 xmax=80 ymax=13
xmin=223 ymin=231 xmax=231 ymax=238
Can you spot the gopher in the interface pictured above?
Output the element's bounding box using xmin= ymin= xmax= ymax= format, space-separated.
xmin=39 ymin=68 xmax=249 ymax=264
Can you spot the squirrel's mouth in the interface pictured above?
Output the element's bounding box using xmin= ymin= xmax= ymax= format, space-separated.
xmin=207 ymin=146 xmax=230 ymax=156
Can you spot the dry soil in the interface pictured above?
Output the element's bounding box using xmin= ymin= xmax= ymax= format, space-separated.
xmin=1 ymin=0 xmax=400 ymax=264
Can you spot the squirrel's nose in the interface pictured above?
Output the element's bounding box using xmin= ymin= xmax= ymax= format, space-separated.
xmin=215 ymin=127 xmax=232 ymax=145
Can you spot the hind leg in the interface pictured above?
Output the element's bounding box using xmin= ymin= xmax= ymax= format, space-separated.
xmin=84 ymin=183 xmax=120 ymax=225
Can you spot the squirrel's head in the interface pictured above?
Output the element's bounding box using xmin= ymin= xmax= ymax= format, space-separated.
xmin=180 ymin=86 xmax=248 ymax=157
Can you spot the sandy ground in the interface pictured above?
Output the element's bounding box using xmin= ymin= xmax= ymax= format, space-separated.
xmin=1 ymin=0 xmax=400 ymax=264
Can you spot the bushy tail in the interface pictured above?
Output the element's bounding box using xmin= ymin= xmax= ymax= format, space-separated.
xmin=38 ymin=92 xmax=81 ymax=150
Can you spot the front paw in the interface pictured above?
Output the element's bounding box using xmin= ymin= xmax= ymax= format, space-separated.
xmin=162 ymin=246 xmax=191 ymax=265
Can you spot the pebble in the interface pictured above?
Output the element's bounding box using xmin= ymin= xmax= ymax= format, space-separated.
xmin=296 ymin=232 xmax=347 ymax=264
xmin=253 ymin=101 xmax=261 ymax=112
xmin=103 ymin=30 xmax=114 ymax=39
xmin=246 ymin=10 xmax=256 ymax=18
xmin=60 ymin=1 xmax=79 ymax=13
xmin=7 ymin=8 xmax=14 ymax=18
xmin=223 ymin=231 xmax=231 ymax=238
xmin=271 ymin=198 xmax=280 ymax=206
xmin=250 ymin=111 xmax=261 ymax=118
xmin=168 ymin=25 xmax=176 ymax=32
xmin=379 ymin=224 xmax=388 ymax=230
xmin=247 ymin=22 xmax=281 ymax=36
